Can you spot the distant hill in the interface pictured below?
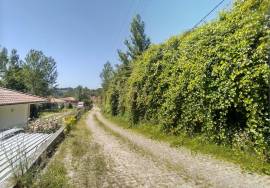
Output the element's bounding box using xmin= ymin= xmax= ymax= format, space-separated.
xmin=53 ymin=87 xmax=102 ymax=98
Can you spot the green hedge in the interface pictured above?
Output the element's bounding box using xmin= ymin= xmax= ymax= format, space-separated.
xmin=105 ymin=0 xmax=270 ymax=155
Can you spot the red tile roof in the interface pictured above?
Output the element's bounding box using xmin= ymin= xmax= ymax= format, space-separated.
xmin=0 ymin=87 xmax=47 ymax=106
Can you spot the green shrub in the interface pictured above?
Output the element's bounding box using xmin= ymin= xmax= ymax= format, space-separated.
xmin=64 ymin=116 xmax=76 ymax=133
xmin=83 ymin=99 xmax=93 ymax=110
xmin=67 ymin=103 xmax=73 ymax=109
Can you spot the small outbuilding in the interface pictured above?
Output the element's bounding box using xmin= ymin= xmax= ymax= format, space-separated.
xmin=0 ymin=87 xmax=47 ymax=129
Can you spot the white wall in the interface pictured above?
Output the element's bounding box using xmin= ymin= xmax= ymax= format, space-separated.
xmin=0 ymin=104 xmax=29 ymax=129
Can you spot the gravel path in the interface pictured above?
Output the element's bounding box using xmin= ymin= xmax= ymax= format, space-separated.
xmin=87 ymin=108 xmax=270 ymax=188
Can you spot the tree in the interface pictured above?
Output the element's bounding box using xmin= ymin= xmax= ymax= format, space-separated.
xmin=65 ymin=85 xmax=93 ymax=110
xmin=116 ymin=14 xmax=151 ymax=69
xmin=117 ymin=50 xmax=129 ymax=65
xmin=3 ymin=49 xmax=27 ymax=91
xmin=9 ymin=49 xmax=20 ymax=67
xmin=124 ymin=14 xmax=151 ymax=61
xmin=100 ymin=61 xmax=114 ymax=91
xmin=23 ymin=50 xmax=57 ymax=96
xmin=0 ymin=47 xmax=8 ymax=83
xmin=74 ymin=85 xmax=90 ymax=101
xmin=101 ymin=15 xmax=151 ymax=116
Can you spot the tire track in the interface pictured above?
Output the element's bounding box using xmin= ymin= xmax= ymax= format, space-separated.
xmin=90 ymin=107 xmax=270 ymax=188
xmin=87 ymin=110 xmax=200 ymax=187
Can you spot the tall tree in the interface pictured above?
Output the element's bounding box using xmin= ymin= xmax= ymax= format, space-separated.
xmin=23 ymin=50 xmax=57 ymax=96
xmin=100 ymin=61 xmax=114 ymax=91
xmin=116 ymin=14 xmax=151 ymax=78
xmin=3 ymin=49 xmax=27 ymax=91
xmin=101 ymin=15 xmax=150 ymax=115
xmin=75 ymin=85 xmax=89 ymax=101
xmin=117 ymin=50 xmax=129 ymax=65
xmin=0 ymin=47 xmax=8 ymax=82
xmin=124 ymin=14 xmax=151 ymax=61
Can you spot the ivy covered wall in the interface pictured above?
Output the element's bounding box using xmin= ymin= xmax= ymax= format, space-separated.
xmin=104 ymin=0 xmax=270 ymax=155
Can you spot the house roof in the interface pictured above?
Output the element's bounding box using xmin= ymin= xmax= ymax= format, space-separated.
xmin=60 ymin=97 xmax=78 ymax=102
xmin=48 ymin=97 xmax=65 ymax=103
xmin=0 ymin=87 xmax=47 ymax=106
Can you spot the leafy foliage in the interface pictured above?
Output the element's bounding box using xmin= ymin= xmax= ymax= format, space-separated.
xmin=125 ymin=14 xmax=151 ymax=60
xmin=100 ymin=61 xmax=114 ymax=91
xmin=3 ymin=49 xmax=27 ymax=91
xmin=64 ymin=116 xmax=76 ymax=133
xmin=0 ymin=47 xmax=58 ymax=96
xmin=55 ymin=85 xmax=94 ymax=109
xmin=0 ymin=47 xmax=8 ymax=80
xmin=24 ymin=50 xmax=57 ymax=96
xmin=54 ymin=87 xmax=101 ymax=98
xmin=101 ymin=14 xmax=151 ymax=116
xmin=102 ymin=0 xmax=270 ymax=156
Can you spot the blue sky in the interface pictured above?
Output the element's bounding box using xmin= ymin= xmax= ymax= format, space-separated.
xmin=0 ymin=0 xmax=232 ymax=89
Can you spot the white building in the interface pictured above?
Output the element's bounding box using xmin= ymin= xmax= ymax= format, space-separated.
xmin=77 ymin=101 xmax=84 ymax=108
xmin=0 ymin=87 xmax=46 ymax=129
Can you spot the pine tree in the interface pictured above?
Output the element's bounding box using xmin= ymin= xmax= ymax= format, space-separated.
xmin=100 ymin=61 xmax=114 ymax=91
xmin=124 ymin=14 xmax=151 ymax=60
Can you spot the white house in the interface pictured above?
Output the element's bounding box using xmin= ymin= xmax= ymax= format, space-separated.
xmin=0 ymin=87 xmax=47 ymax=129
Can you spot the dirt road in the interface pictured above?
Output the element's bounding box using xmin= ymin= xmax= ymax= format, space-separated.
xmin=86 ymin=108 xmax=270 ymax=188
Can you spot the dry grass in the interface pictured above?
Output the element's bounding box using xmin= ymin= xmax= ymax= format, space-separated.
xmin=32 ymin=112 xmax=110 ymax=188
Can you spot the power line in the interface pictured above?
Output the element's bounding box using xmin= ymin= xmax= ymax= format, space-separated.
xmin=111 ymin=0 xmax=140 ymax=54
xmin=192 ymin=0 xmax=227 ymax=29
xmin=111 ymin=1 xmax=135 ymax=53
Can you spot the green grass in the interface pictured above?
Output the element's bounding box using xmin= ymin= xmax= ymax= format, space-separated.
xmin=105 ymin=114 xmax=270 ymax=175
xmin=39 ymin=111 xmax=61 ymax=118
xmin=32 ymin=161 xmax=69 ymax=188
xmin=39 ymin=108 xmax=74 ymax=118
xmin=65 ymin=113 xmax=110 ymax=187
xmin=32 ymin=112 xmax=110 ymax=188
xmin=31 ymin=113 xmax=89 ymax=188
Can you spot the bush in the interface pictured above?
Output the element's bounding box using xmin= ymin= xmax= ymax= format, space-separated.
xmin=64 ymin=116 xmax=76 ymax=133
xmin=83 ymin=99 xmax=93 ymax=110
xmin=67 ymin=103 xmax=73 ymax=109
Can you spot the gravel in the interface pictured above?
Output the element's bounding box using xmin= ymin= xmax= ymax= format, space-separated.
xmin=87 ymin=107 xmax=270 ymax=188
